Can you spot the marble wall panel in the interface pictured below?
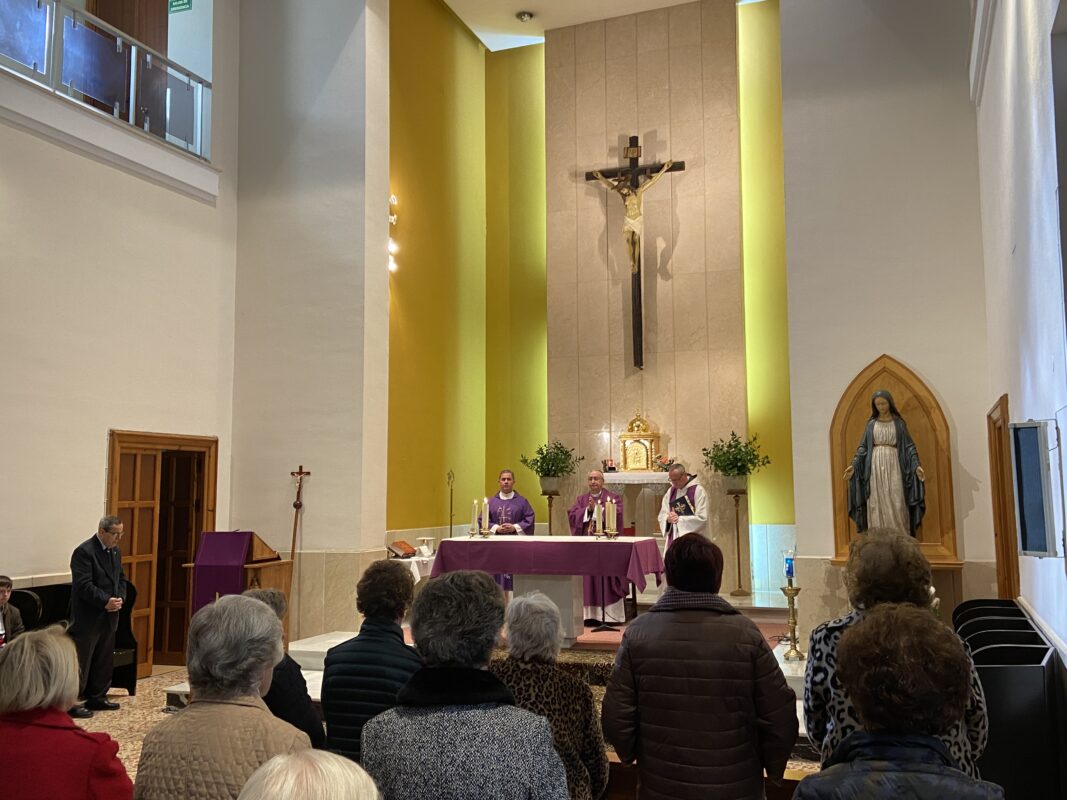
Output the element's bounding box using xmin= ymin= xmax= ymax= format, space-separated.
xmin=636 ymin=9 xmax=670 ymax=53
xmin=669 ymin=3 xmax=703 ymax=49
xmin=575 ymin=21 xmax=606 ymax=65
xmin=295 ymin=550 xmax=325 ymax=639
xmin=577 ymin=281 xmax=611 ymax=357
xmin=546 ymin=3 xmax=745 ymax=582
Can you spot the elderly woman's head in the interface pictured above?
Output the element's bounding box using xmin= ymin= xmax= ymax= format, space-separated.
xmin=243 ymin=588 xmax=288 ymax=621
xmin=838 ymin=603 xmax=971 ymax=736
xmin=356 ymin=559 xmax=415 ymax=622
xmin=665 ymin=533 xmax=724 ymax=593
xmin=506 ymin=591 xmax=562 ymax=664
xmin=411 ymin=570 xmax=504 ymax=668
xmin=238 ymin=750 xmax=380 ymax=800
xmin=845 ymin=529 xmax=932 ymax=609
xmin=187 ymin=594 xmax=283 ymax=700
xmin=0 ymin=626 xmax=79 ymax=713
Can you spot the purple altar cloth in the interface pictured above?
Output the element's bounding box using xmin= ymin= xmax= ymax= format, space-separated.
xmin=430 ymin=536 xmax=664 ymax=603
xmin=191 ymin=531 xmax=252 ymax=614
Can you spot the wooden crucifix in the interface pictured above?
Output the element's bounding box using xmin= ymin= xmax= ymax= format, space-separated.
xmin=289 ymin=465 xmax=310 ymax=560
xmin=586 ymin=135 xmax=685 ymax=369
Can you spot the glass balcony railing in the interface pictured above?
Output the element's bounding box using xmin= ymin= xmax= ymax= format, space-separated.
xmin=0 ymin=0 xmax=211 ymax=160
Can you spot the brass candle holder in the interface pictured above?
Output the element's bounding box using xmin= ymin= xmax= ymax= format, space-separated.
xmin=479 ymin=525 xmax=492 ymax=538
xmin=780 ymin=577 xmax=806 ymax=661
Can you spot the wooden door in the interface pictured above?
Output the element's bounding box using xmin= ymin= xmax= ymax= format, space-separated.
xmin=108 ymin=430 xmax=218 ymax=678
xmin=110 ymin=444 xmax=161 ymax=678
xmin=987 ymin=394 xmax=1021 ymax=598
xmin=153 ymin=451 xmax=203 ymax=665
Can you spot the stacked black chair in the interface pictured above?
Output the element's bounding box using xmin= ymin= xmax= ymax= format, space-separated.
xmin=953 ymin=599 xmax=1064 ymax=798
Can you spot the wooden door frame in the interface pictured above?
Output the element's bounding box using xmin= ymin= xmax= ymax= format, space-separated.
xmin=986 ymin=395 xmax=1021 ymax=598
xmin=107 ymin=430 xmax=218 ymax=677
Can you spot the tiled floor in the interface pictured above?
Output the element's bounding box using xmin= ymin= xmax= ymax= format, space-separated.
xmin=76 ymin=670 xmax=189 ymax=780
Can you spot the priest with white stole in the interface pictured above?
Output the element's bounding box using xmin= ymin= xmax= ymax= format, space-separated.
xmin=567 ymin=470 xmax=626 ymax=624
xmin=658 ymin=463 xmax=709 ymax=551
xmin=483 ymin=469 xmax=535 ymax=535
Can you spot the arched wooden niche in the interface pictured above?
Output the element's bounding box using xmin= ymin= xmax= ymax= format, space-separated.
xmin=829 ymin=355 xmax=959 ymax=565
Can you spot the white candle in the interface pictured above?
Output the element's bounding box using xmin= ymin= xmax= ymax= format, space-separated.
xmin=483 ymin=497 xmax=490 ymax=529
xmin=471 ymin=499 xmax=478 ymax=533
xmin=606 ymin=499 xmax=615 ymax=531
xmin=596 ymin=501 xmax=603 ymax=534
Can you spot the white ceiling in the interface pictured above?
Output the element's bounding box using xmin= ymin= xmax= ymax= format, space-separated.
xmin=442 ymin=0 xmax=694 ymax=52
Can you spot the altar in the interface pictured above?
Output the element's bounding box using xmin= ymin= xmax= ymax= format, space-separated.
xmin=432 ymin=535 xmax=664 ymax=646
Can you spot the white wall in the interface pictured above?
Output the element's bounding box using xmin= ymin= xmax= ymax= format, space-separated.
xmin=780 ymin=0 xmax=994 ymax=628
xmin=973 ymin=0 xmax=1067 ymax=648
xmin=232 ymin=0 xmax=390 ymax=636
xmin=0 ymin=0 xmax=240 ymax=577
xmin=168 ymin=0 xmax=214 ymax=81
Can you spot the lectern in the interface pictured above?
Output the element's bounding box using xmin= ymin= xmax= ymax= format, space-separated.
xmin=186 ymin=531 xmax=293 ymax=636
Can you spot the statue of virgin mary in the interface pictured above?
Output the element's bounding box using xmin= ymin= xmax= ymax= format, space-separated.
xmin=844 ymin=390 xmax=926 ymax=536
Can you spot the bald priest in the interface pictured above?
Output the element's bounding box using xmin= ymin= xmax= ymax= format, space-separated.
xmin=568 ymin=470 xmax=626 ymax=624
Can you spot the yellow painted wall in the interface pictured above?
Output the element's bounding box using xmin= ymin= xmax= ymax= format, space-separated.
xmin=388 ymin=0 xmax=487 ymax=530
xmin=388 ymin=2 xmax=547 ymax=530
xmin=738 ymin=0 xmax=796 ymax=524
xmin=484 ymin=45 xmax=548 ymax=517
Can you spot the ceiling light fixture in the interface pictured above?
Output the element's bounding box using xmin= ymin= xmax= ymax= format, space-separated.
xmin=516 ymin=11 xmax=534 ymax=23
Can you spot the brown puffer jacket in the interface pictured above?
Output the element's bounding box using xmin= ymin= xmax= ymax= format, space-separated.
xmin=134 ymin=696 xmax=310 ymax=800
xmin=602 ymin=589 xmax=798 ymax=800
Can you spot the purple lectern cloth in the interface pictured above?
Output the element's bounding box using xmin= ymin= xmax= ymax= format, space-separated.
xmin=192 ymin=531 xmax=252 ymax=614
xmin=430 ymin=537 xmax=664 ymax=600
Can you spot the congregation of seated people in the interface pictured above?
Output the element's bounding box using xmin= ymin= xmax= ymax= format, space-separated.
xmin=0 ymin=530 xmax=1012 ymax=800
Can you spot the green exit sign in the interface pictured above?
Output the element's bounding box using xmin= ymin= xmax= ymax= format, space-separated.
xmin=169 ymin=0 xmax=192 ymax=13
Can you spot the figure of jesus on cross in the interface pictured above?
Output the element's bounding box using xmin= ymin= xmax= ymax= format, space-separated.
xmin=591 ymin=159 xmax=673 ymax=277
xmin=586 ymin=135 xmax=684 ymax=369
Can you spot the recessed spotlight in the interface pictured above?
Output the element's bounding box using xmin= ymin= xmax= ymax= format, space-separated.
xmin=516 ymin=11 xmax=534 ymax=23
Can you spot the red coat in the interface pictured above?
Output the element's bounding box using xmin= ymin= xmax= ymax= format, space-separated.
xmin=0 ymin=707 xmax=132 ymax=799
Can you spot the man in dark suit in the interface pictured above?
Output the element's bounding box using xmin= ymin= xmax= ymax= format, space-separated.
xmin=68 ymin=515 xmax=128 ymax=718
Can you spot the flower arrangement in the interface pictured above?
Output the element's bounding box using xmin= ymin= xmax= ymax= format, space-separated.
xmin=653 ymin=454 xmax=673 ymax=472
xmin=702 ymin=432 xmax=771 ymax=477
xmin=520 ymin=441 xmax=584 ymax=478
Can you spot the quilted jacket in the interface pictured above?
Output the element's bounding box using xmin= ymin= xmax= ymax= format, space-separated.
xmin=321 ymin=618 xmax=422 ymax=761
xmin=134 ymin=695 xmax=310 ymax=800
xmin=792 ymin=732 xmax=1005 ymax=799
xmin=602 ymin=588 xmax=798 ymax=800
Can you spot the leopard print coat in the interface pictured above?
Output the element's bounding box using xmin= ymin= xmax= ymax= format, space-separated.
xmin=491 ymin=657 xmax=609 ymax=800
xmin=803 ymin=609 xmax=989 ymax=778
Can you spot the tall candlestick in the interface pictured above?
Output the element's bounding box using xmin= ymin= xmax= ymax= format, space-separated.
xmin=470 ymin=499 xmax=478 ymax=535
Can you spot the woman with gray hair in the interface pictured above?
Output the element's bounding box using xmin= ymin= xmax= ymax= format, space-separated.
xmin=361 ymin=570 xmax=569 ymax=800
xmin=135 ymin=594 xmax=311 ymax=800
xmin=804 ymin=529 xmax=988 ymax=778
xmin=492 ymin=592 xmax=608 ymax=800
xmin=237 ymin=750 xmax=379 ymax=800
xmin=0 ymin=625 xmax=132 ymax=799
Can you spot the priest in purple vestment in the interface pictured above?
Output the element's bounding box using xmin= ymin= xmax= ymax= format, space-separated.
xmin=567 ymin=470 xmax=627 ymax=625
xmin=567 ymin=469 xmax=624 ymax=536
xmin=483 ymin=469 xmax=536 ymax=535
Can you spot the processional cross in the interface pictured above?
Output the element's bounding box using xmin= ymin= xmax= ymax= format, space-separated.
xmin=289 ymin=465 xmax=311 ymax=560
xmin=585 ymin=135 xmax=685 ymax=369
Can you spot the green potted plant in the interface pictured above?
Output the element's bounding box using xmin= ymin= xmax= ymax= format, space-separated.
xmin=520 ymin=440 xmax=584 ymax=495
xmin=702 ymin=432 xmax=771 ymax=493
